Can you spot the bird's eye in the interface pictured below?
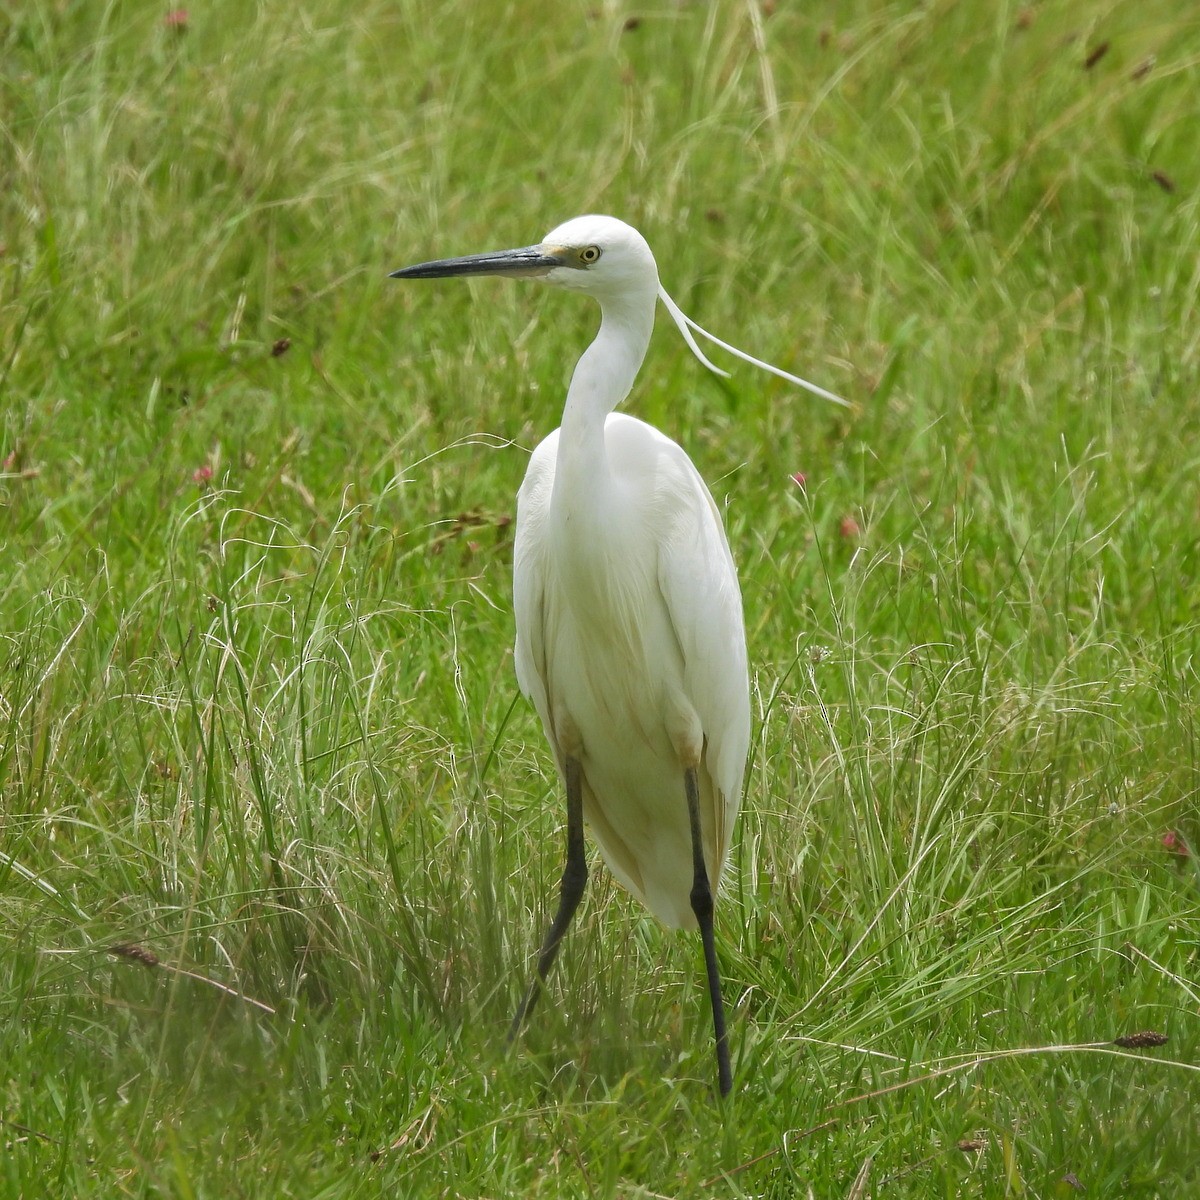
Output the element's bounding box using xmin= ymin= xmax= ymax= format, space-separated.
xmin=579 ymin=246 xmax=602 ymax=264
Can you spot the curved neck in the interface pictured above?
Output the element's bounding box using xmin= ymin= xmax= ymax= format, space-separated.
xmin=556 ymin=293 xmax=655 ymax=479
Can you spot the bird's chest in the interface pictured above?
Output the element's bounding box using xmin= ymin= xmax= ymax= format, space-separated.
xmin=548 ymin=490 xmax=659 ymax=641
xmin=542 ymin=555 xmax=675 ymax=758
xmin=522 ymin=442 xmax=688 ymax=749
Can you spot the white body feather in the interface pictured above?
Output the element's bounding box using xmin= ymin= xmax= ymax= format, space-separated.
xmin=514 ymin=412 xmax=750 ymax=929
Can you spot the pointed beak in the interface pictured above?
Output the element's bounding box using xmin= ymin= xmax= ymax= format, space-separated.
xmin=389 ymin=244 xmax=567 ymax=281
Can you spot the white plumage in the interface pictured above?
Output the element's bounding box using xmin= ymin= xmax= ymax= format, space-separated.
xmin=514 ymin=409 xmax=749 ymax=928
xmin=391 ymin=213 xmax=843 ymax=1095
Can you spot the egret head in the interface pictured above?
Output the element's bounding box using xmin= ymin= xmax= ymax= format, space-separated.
xmin=535 ymin=214 xmax=659 ymax=300
xmin=389 ymin=214 xmax=658 ymax=304
xmin=390 ymin=215 xmax=849 ymax=406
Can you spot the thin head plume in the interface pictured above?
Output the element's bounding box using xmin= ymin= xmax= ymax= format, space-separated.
xmin=657 ymin=285 xmax=850 ymax=407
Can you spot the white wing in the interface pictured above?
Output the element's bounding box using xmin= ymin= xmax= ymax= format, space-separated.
xmin=654 ymin=453 xmax=751 ymax=879
xmin=512 ymin=431 xmax=558 ymax=758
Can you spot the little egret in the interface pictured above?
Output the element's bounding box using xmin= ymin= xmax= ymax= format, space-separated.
xmin=391 ymin=215 xmax=844 ymax=1096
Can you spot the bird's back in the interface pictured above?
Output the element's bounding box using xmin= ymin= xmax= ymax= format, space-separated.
xmin=513 ymin=413 xmax=750 ymax=929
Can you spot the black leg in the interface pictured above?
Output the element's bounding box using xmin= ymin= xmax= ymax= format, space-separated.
xmin=686 ymin=765 xmax=732 ymax=1097
xmin=509 ymin=756 xmax=588 ymax=1042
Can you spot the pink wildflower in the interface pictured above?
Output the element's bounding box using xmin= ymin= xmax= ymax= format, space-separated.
xmin=1162 ymin=831 xmax=1189 ymax=859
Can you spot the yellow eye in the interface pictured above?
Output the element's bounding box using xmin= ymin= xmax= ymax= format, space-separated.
xmin=579 ymin=245 xmax=602 ymax=264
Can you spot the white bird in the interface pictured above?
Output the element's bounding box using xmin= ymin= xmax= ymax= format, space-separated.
xmin=391 ymin=215 xmax=844 ymax=1096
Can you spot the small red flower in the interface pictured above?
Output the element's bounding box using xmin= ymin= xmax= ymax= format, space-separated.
xmin=1162 ymin=831 xmax=1189 ymax=859
xmin=164 ymin=9 xmax=189 ymax=30
xmin=192 ymin=464 xmax=213 ymax=484
xmin=839 ymin=514 xmax=861 ymax=539
xmin=790 ymin=471 xmax=807 ymax=491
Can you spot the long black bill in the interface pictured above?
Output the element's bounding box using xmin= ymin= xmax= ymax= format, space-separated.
xmin=389 ymin=245 xmax=565 ymax=280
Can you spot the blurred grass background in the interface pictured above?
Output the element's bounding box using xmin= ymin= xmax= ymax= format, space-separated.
xmin=2 ymin=0 xmax=1199 ymax=1195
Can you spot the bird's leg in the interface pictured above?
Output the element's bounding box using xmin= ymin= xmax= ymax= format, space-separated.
xmin=685 ymin=765 xmax=732 ymax=1097
xmin=508 ymin=755 xmax=588 ymax=1042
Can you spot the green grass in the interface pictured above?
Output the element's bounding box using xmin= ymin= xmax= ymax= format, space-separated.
xmin=3 ymin=0 xmax=1199 ymax=1194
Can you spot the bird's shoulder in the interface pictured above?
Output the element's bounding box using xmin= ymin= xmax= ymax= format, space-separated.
xmin=601 ymin=414 xmax=720 ymax=531
xmin=604 ymin=411 xmax=690 ymax=466
xmin=516 ymin=412 xmax=698 ymax=509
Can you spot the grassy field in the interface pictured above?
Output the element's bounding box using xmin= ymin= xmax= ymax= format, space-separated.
xmin=3 ymin=0 xmax=1199 ymax=1195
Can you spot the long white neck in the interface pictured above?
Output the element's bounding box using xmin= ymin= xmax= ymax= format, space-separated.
xmin=554 ymin=292 xmax=656 ymax=489
xmin=547 ymin=290 xmax=656 ymax=608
